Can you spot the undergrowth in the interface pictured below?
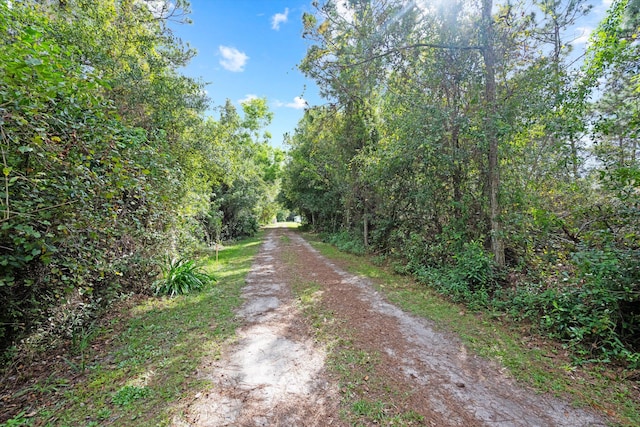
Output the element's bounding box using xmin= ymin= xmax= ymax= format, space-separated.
xmin=323 ymin=231 xmax=367 ymax=256
xmin=397 ymin=245 xmax=640 ymax=369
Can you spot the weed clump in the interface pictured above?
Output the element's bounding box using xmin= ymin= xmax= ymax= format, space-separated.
xmin=152 ymin=257 xmax=215 ymax=296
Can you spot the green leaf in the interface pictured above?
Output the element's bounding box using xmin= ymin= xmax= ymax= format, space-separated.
xmin=18 ymin=146 xmax=34 ymax=153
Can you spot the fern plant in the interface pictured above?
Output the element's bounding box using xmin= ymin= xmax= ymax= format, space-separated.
xmin=152 ymin=257 xmax=215 ymax=296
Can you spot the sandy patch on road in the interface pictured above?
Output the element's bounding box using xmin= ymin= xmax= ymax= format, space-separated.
xmin=177 ymin=231 xmax=341 ymax=426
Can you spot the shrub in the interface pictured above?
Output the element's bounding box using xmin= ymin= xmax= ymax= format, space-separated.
xmin=453 ymin=240 xmax=496 ymax=290
xmin=327 ymin=231 xmax=366 ymax=255
xmin=535 ymin=247 xmax=640 ymax=365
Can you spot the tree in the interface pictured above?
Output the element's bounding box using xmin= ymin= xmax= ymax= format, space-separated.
xmin=283 ymin=0 xmax=640 ymax=363
xmin=281 ymin=107 xmax=348 ymax=230
xmin=480 ymin=0 xmax=505 ymax=267
xmin=0 ymin=0 xmax=201 ymax=351
xmin=298 ymin=0 xmax=510 ymax=263
xmin=591 ymin=70 xmax=639 ymax=167
xmin=586 ymin=0 xmax=639 ymax=167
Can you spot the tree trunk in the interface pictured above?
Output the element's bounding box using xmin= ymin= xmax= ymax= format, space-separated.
xmin=363 ymin=201 xmax=369 ymax=247
xmin=452 ymin=124 xmax=463 ymax=220
xmin=481 ymin=0 xmax=506 ymax=268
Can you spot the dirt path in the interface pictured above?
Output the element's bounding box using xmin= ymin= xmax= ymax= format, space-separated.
xmin=177 ymin=227 xmax=609 ymax=426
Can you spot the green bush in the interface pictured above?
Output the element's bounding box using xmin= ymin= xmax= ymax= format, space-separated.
xmin=453 ymin=240 xmax=496 ymax=290
xmin=482 ymin=245 xmax=640 ymax=366
xmin=408 ymin=240 xmax=496 ymax=309
xmin=152 ymin=258 xmax=215 ymax=297
xmin=0 ymin=3 xmax=181 ymax=353
xmin=533 ymin=247 xmax=640 ymax=365
xmin=403 ymin=232 xmax=430 ymax=272
xmin=327 ymin=231 xmax=366 ymax=255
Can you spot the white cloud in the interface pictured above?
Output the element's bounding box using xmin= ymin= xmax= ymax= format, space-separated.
xmin=271 ymin=8 xmax=289 ymax=30
xmin=238 ymin=94 xmax=259 ymax=105
xmin=219 ymin=46 xmax=249 ymax=72
xmin=602 ymin=0 xmax=614 ymax=8
xmin=275 ymin=96 xmax=307 ymax=110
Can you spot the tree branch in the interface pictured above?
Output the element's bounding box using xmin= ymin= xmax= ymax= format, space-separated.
xmin=341 ymin=42 xmax=483 ymax=68
xmin=0 ymin=200 xmax=78 ymax=223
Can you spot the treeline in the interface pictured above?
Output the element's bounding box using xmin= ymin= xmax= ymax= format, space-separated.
xmin=0 ymin=1 xmax=282 ymax=358
xmin=281 ymin=0 xmax=639 ymax=365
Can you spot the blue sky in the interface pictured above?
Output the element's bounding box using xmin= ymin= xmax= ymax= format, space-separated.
xmin=170 ymin=0 xmax=613 ymax=149
xmin=169 ymin=0 xmax=321 ymax=148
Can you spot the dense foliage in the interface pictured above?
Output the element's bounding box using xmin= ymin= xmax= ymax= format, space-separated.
xmin=282 ymin=0 xmax=640 ymax=365
xmin=0 ymin=0 xmax=282 ymax=359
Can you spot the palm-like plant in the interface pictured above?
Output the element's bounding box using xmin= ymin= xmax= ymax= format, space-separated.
xmin=152 ymin=257 xmax=215 ymax=296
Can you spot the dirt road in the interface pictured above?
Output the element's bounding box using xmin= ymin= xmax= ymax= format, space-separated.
xmin=177 ymin=227 xmax=609 ymax=426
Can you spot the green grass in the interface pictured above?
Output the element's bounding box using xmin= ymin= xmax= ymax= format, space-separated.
xmin=349 ymin=399 xmax=424 ymax=425
xmin=301 ymin=231 xmax=640 ymax=426
xmin=263 ymin=221 xmax=301 ymax=229
xmin=16 ymin=233 xmax=263 ymax=427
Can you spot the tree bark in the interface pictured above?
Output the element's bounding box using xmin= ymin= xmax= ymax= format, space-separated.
xmin=363 ymin=201 xmax=369 ymax=247
xmin=481 ymin=0 xmax=506 ymax=268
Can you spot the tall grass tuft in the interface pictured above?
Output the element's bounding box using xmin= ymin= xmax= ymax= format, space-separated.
xmin=152 ymin=257 xmax=215 ymax=296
